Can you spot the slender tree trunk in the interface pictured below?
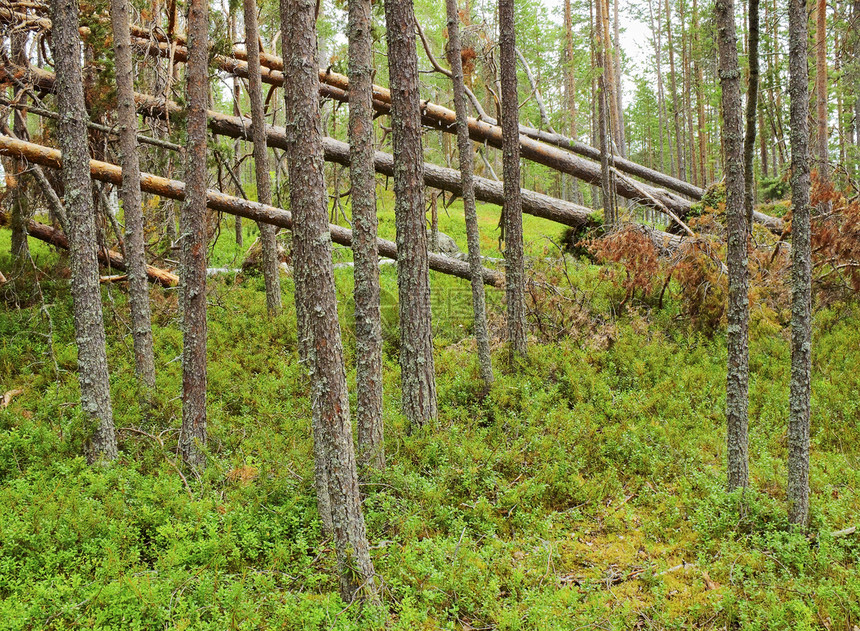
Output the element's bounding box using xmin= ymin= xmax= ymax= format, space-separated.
xmin=499 ymin=0 xmax=527 ymax=359
xmin=447 ymin=0 xmax=493 ymax=387
xmin=347 ymin=0 xmax=384 ymax=469
xmin=744 ymin=0 xmax=760 ymax=229
xmin=665 ymin=0 xmax=685 ymax=181
xmin=9 ymin=31 xmax=30 ymax=262
xmin=383 ymin=0 xmax=438 ymax=426
xmin=694 ymin=0 xmax=707 ymax=185
xmin=681 ymin=3 xmax=696 ymax=186
xmin=50 ymin=0 xmax=117 ymax=462
xmin=243 ymin=0 xmax=283 ymax=316
xmin=815 ymin=0 xmax=829 ymax=180
xmin=563 ymin=0 xmax=581 ymax=204
xmin=110 ymin=0 xmax=157 ymax=392
xmin=787 ymin=0 xmax=812 ymax=527
xmin=649 ymin=0 xmax=668 ymax=173
xmin=230 ymin=13 xmax=243 ymax=247
xmin=716 ymin=0 xmax=749 ymax=491
xmin=612 ymin=0 xmax=626 ymax=157
xmin=179 ymin=0 xmax=209 ymax=470
xmin=281 ymin=0 xmax=378 ymax=601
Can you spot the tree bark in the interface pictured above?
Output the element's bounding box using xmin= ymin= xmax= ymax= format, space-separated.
xmin=716 ymin=0 xmax=749 ymax=491
xmin=347 ymin=0 xmax=384 ymax=470
xmin=9 ymin=30 xmax=30 ymax=262
xmin=787 ymin=0 xmax=812 ymax=527
xmin=110 ymin=0 xmax=157 ymax=392
xmin=243 ymin=0 xmax=283 ymax=316
xmin=447 ymin=0 xmax=493 ymax=387
xmin=814 ymin=0 xmax=829 ymax=180
xmin=744 ymin=0 xmax=760 ymax=229
xmin=50 ymin=0 xmax=117 ymax=462
xmin=665 ymin=0 xmax=685 ymax=181
xmin=179 ymin=0 xmax=208 ymax=470
xmin=281 ymin=0 xmax=378 ymax=601
xmin=383 ymin=0 xmax=438 ymax=426
xmin=499 ymin=0 xmax=527 ymax=360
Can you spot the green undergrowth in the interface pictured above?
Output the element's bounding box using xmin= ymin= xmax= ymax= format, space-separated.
xmin=1 ymin=223 xmax=859 ymax=630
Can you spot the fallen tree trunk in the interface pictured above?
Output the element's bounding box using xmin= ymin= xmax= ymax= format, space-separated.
xmin=121 ymin=23 xmax=704 ymax=200
xmin=0 ymin=15 xmax=783 ymax=230
xmin=1 ymin=64 xmax=696 ymax=254
xmin=0 ymin=209 xmax=179 ymax=287
xmin=2 ymin=63 xmax=595 ymax=231
xmin=0 ymin=59 xmax=784 ymax=235
xmin=128 ymin=36 xmax=695 ymax=218
xmin=0 ymin=134 xmax=504 ymax=287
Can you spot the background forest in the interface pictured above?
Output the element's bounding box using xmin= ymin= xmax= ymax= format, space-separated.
xmin=1 ymin=0 xmax=860 ymax=627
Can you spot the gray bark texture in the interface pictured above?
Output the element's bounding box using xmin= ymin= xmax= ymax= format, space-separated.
xmin=716 ymin=0 xmax=750 ymax=491
xmin=281 ymin=0 xmax=378 ymax=602
xmin=50 ymin=0 xmax=117 ymax=462
xmin=744 ymin=0 xmax=760 ymax=229
xmin=179 ymin=0 xmax=209 ymax=470
xmin=242 ymin=0 xmax=282 ymax=315
xmin=446 ymin=0 xmax=493 ymax=387
xmin=383 ymin=0 xmax=438 ymax=426
xmin=110 ymin=0 xmax=157 ymax=392
xmin=9 ymin=31 xmax=30 ymax=262
xmin=499 ymin=0 xmax=528 ymax=359
xmin=787 ymin=0 xmax=812 ymax=527
xmin=348 ymin=0 xmax=384 ymax=471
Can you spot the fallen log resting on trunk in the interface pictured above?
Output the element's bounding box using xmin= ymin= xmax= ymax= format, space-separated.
xmin=127 ymin=37 xmax=695 ymax=219
xmin=0 ymin=15 xmax=783 ymax=230
xmin=0 ymin=65 xmax=694 ymax=254
xmin=1 ymin=63 xmax=595 ymax=231
xmin=0 ymin=59 xmax=784 ymax=235
xmin=0 ymin=210 xmax=179 ymax=287
xmin=0 ymin=135 xmax=504 ymax=287
xmin=121 ymin=23 xmax=704 ymax=200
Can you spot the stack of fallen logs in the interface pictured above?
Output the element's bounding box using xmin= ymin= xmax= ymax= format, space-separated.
xmin=0 ymin=7 xmax=786 ymax=287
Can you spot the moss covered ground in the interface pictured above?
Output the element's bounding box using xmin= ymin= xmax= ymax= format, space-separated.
xmin=1 ymin=198 xmax=859 ymax=630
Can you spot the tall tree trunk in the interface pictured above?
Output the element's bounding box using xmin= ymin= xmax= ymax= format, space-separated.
xmin=9 ymin=31 xmax=30 ymax=262
xmin=179 ymin=0 xmax=209 ymax=470
xmin=281 ymin=0 xmax=378 ymax=601
xmin=649 ymin=0 xmax=668 ymax=173
xmin=230 ymin=12 xmax=243 ymax=247
xmin=681 ymin=1 xmax=696 ymax=186
xmin=499 ymin=0 xmax=527 ymax=359
xmin=787 ymin=0 xmax=812 ymax=527
xmin=716 ymin=0 xmax=749 ymax=491
xmin=665 ymin=0 xmax=685 ymax=181
xmin=815 ymin=0 xmax=829 ymax=180
xmin=744 ymin=0 xmax=760 ymax=229
xmin=110 ymin=0 xmax=157 ymax=392
xmin=243 ymin=0 xmax=283 ymax=316
xmin=383 ymin=0 xmax=438 ymax=426
xmin=612 ymin=0 xmax=626 ymax=157
xmin=50 ymin=0 xmax=117 ymax=462
xmin=693 ymin=0 xmax=707 ymax=184
xmin=447 ymin=0 xmax=493 ymax=388
xmin=347 ymin=0 xmax=384 ymax=470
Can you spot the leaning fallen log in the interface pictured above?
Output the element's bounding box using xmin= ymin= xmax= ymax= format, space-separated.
xmin=127 ymin=36 xmax=694 ymax=219
xmin=0 ymin=14 xmax=783 ymax=230
xmin=1 ymin=63 xmax=595 ymax=231
xmin=121 ymin=23 xmax=704 ymax=200
xmin=0 ymin=210 xmax=179 ymax=287
xmin=0 ymin=65 xmax=694 ymax=253
xmin=136 ymin=38 xmax=790 ymax=234
xmin=0 ymin=135 xmax=504 ymax=287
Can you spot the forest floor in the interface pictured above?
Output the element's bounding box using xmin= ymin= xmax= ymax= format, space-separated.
xmin=1 ymin=198 xmax=859 ymax=630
